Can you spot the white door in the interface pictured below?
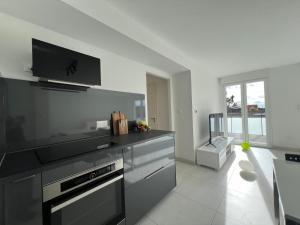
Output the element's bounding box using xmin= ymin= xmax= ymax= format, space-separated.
xmin=245 ymin=81 xmax=267 ymax=146
xmin=147 ymin=83 xmax=158 ymax=129
xmin=225 ymin=84 xmax=244 ymax=143
xmin=225 ymin=80 xmax=268 ymax=146
xmin=146 ymin=74 xmax=171 ymax=130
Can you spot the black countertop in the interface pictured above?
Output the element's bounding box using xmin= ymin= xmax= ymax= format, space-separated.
xmin=0 ymin=130 xmax=174 ymax=179
xmin=111 ymin=130 xmax=174 ymax=146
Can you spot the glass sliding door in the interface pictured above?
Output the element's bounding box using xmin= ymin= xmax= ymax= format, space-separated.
xmin=225 ymin=84 xmax=244 ymax=143
xmin=246 ymin=81 xmax=267 ymax=145
xmin=224 ymin=80 xmax=268 ymax=146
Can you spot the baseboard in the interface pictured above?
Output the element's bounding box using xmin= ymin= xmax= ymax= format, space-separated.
xmin=175 ymin=157 xmax=195 ymax=165
xmin=272 ymin=145 xmax=300 ymax=153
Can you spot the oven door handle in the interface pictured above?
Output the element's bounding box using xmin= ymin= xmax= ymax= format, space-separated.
xmin=51 ymin=174 xmax=123 ymax=213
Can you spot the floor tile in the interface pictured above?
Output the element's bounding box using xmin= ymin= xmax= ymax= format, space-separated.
xmin=211 ymin=212 xmax=252 ymax=225
xmin=175 ymin=176 xmax=226 ymax=210
xmin=217 ymin=190 xmax=275 ymax=225
xmin=228 ymin=148 xmax=274 ymax=204
xmin=176 ymin=161 xmax=196 ymax=186
xmin=228 ymin=170 xmax=273 ymax=205
xmin=147 ymin=192 xmax=215 ymax=225
xmin=136 ymin=216 xmax=157 ymax=225
xmin=190 ymin=154 xmax=237 ymax=187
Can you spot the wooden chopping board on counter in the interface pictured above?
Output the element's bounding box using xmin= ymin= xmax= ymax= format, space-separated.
xmin=111 ymin=111 xmax=128 ymax=136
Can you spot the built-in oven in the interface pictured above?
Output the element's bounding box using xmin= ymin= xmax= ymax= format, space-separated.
xmin=42 ymin=158 xmax=125 ymax=225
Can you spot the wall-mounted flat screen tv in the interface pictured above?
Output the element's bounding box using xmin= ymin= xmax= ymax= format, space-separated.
xmin=32 ymin=39 xmax=101 ymax=85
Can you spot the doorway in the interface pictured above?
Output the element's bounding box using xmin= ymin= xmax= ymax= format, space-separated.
xmin=224 ymin=80 xmax=268 ymax=146
xmin=146 ymin=74 xmax=171 ymax=130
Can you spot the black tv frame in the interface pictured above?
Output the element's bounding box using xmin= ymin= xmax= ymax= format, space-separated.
xmin=32 ymin=39 xmax=101 ymax=86
xmin=208 ymin=113 xmax=224 ymax=147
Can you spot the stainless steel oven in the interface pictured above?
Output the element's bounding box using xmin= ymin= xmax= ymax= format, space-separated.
xmin=43 ymin=159 xmax=125 ymax=225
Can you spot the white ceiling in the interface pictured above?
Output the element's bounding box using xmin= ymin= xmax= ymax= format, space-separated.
xmin=106 ymin=0 xmax=300 ymax=76
xmin=2 ymin=0 xmax=300 ymax=76
xmin=0 ymin=0 xmax=187 ymax=74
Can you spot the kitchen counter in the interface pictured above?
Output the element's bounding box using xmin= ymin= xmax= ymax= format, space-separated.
xmin=112 ymin=130 xmax=174 ymax=146
xmin=0 ymin=130 xmax=174 ymax=179
xmin=273 ymin=159 xmax=300 ymax=224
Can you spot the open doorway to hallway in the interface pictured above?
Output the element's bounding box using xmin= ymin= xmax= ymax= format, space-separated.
xmin=146 ymin=74 xmax=171 ymax=130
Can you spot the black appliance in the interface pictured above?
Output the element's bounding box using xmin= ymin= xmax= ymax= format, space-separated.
xmin=32 ymin=39 xmax=101 ymax=85
xmin=208 ymin=113 xmax=224 ymax=145
xmin=285 ymin=154 xmax=300 ymax=163
xmin=43 ymin=158 xmax=125 ymax=225
xmin=0 ymin=77 xmax=145 ymax=154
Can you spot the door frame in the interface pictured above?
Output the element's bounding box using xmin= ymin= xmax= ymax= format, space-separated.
xmin=146 ymin=73 xmax=172 ymax=131
xmin=223 ymin=78 xmax=271 ymax=147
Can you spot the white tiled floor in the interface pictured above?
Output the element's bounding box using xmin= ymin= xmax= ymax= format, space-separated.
xmin=136 ymin=146 xmax=278 ymax=225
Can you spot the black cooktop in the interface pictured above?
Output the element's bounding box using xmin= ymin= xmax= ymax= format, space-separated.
xmin=35 ymin=137 xmax=118 ymax=164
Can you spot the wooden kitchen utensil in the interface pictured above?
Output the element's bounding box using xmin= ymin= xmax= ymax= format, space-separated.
xmin=111 ymin=111 xmax=120 ymax=136
xmin=111 ymin=111 xmax=128 ymax=136
xmin=118 ymin=118 xmax=128 ymax=135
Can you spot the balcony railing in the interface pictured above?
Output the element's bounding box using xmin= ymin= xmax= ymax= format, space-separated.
xmin=227 ymin=112 xmax=266 ymax=139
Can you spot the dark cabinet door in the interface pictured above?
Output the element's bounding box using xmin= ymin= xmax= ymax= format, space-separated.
xmin=0 ymin=172 xmax=43 ymax=225
xmin=124 ymin=135 xmax=176 ymax=225
xmin=123 ymin=134 xmax=175 ymax=188
xmin=125 ymin=161 xmax=176 ymax=225
xmin=48 ymin=176 xmax=125 ymax=225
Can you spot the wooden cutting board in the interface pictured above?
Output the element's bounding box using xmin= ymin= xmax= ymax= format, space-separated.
xmin=118 ymin=118 xmax=128 ymax=135
xmin=111 ymin=111 xmax=128 ymax=136
xmin=111 ymin=111 xmax=120 ymax=136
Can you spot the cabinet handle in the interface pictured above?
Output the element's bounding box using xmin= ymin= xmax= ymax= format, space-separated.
xmin=12 ymin=174 xmax=36 ymax=183
xmin=134 ymin=137 xmax=173 ymax=148
xmin=144 ymin=166 xmax=165 ymax=180
xmin=0 ymin=153 xmax=6 ymax=167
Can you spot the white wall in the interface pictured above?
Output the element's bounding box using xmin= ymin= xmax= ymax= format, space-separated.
xmin=171 ymin=68 xmax=222 ymax=162
xmin=191 ymin=69 xmax=222 ymax=152
xmin=172 ymin=71 xmax=195 ymax=162
xmin=221 ymin=63 xmax=300 ymax=150
xmin=0 ymin=13 xmax=171 ymax=95
xmin=269 ymin=64 xmax=300 ymax=149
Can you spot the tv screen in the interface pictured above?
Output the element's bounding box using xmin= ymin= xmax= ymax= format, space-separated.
xmin=32 ymin=39 xmax=101 ymax=85
xmin=209 ymin=113 xmax=224 ymax=143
